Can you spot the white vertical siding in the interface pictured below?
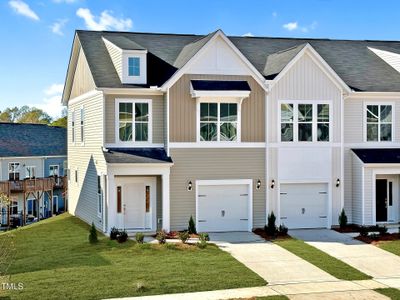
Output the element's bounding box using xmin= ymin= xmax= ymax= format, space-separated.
xmin=363 ymin=167 xmax=374 ymax=225
xmin=343 ymin=148 xmax=353 ymax=222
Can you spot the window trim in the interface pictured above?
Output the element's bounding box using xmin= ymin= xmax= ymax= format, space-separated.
xmin=49 ymin=165 xmax=60 ymax=177
xmin=115 ymin=98 xmax=153 ymax=145
xmin=25 ymin=166 xmax=36 ymax=179
xmin=53 ymin=195 xmax=59 ymax=213
xmin=8 ymin=162 xmax=20 ymax=181
xmin=278 ymin=100 xmax=332 ymax=143
xmin=97 ymin=175 xmax=103 ymax=218
xmin=363 ymin=102 xmax=395 ymax=142
xmin=196 ymin=98 xmax=242 ymax=143
xmin=71 ymin=110 xmax=75 ymax=144
xmin=80 ymin=106 xmax=85 ymax=145
xmin=128 ymin=57 xmax=140 ymax=77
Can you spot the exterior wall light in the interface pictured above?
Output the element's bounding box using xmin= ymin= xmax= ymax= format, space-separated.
xmin=270 ymin=179 xmax=275 ymax=189
xmin=256 ymin=179 xmax=261 ymax=190
xmin=336 ymin=178 xmax=340 ymax=188
xmin=187 ymin=180 xmax=193 ymax=191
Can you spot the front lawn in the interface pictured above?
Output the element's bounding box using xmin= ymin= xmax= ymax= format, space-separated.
xmin=1 ymin=214 xmax=265 ymax=300
xmin=375 ymin=288 xmax=400 ymax=299
xmin=377 ymin=240 xmax=400 ymax=256
xmin=274 ymin=238 xmax=371 ymax=281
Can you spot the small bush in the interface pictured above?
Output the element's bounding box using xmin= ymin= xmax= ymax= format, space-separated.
xmin=178 ymin=231 xmax=190 ymax=244
xmin=359 ymin=226 xmax=369 ymax=237
xmin=89 ymin=222 xmax=98 ymax=244
xmin=369 ymin=233 xmax=380 ymax=240
xmin=200 ymin=232 xmax=210 ymax=241
xmin=117 ymin=230 xmax=128 ymax=243
xmin=278 ymin=224 xmax=288 ymax=235
xmin=156 ymin=230 xmax=167 ymax=244
xmin=378 ymin=225 xmax=388 ymax=236
xmin=338 ymin=209 xmax=348 ymax=229
xmin=110 ymin=227 xmax=119 ymax=240
xmin=188 ymin=215 xmax=197 ymax=234
xmin=265 ymin=212 xmax=277 ymax=236
xmin=135 ymin=232 xmax=145 ymax=244
xmin=134 ymin=281 xmax=146 ymax=293
xmin=197 ymin=233 xmax=208 ymax=249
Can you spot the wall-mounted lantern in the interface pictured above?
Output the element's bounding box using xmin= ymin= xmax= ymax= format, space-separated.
xmin=336 ymin=178 xmax=340 ymax=188
xmin=270 ymin=179 xmax=275 ymax=189
xmin=187 ymin=180 xmax=193 ymax=191
xmin=256 ymin=179 xmax=262 ymax=190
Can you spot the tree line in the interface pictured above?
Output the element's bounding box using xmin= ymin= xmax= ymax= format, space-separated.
xmin=0 ymin=106 xmax=67 ymax=128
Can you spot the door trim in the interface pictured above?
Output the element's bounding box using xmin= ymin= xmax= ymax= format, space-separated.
xmin=195 ymin=179 xmax=253 ymax=232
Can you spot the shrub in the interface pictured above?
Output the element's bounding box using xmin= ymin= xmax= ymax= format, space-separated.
xmin=359 ymin=226 xmax=369 ymax=237
xmin=89 ymin=222 xmax=98 ymax=244
xmin=178 ymin=231 xmax=190 ymax=244
xmin=200 ymin=232 xmax=210 ymax=241
xmin=278 ymin=224 xmax=288 ymax=235
xmin=117 ymin=230 xmax=128 ymax=243
xmin=188 ymin=215 xmax=197 ymax=234
xmin=156 ymin=230 xmax=167 ymax=244
xmin=265 ymin=212 xmax=277 ymax=236
xmin=338 ymin=209 xmax=348 ymax=229
xmin=110 ymin=227 xmax=119 ymax=240
xmin=377 ymin=225 xmax=388 ymax=236
xmin=134 ymin=281 xmax=146 ymax=293
xmin=197 ymin=233 xmax=208 ymax=249
xmin=135 ymin=232 xmax=144 ymax=244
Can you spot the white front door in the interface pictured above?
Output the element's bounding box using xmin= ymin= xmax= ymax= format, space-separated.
xmin=280 ymin=183 xmax=328 ymax=229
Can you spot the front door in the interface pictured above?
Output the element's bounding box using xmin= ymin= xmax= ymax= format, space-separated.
xmin=123 ymin=183 xmax=146 ymax=230
xmin=376 ymin=179 xmax=388 ymax=222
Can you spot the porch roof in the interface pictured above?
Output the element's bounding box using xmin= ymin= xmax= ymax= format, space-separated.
xmin=352 ymin=148 xmax=400 ymax=164
xmin=190 ymin=80 xmax=251 ymax=91
xmin=103 ymin=148 xmax=173 ymax=164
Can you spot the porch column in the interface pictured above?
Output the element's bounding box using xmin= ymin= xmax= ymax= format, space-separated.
xmin=162 ymin=170 xmax=170 ymax=232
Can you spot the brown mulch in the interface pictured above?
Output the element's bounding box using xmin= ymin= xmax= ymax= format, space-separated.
xmin=355 ymin=233 xmax=400 ymax=245
xmin=165 ymin=231 xmax=199 ymax=239
xmin=332 ymin=224 xmax=362 ymax=233
xmin=253 ymin=228 xmax=290 ymax=241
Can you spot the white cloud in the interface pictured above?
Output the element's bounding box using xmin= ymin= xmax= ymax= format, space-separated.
xmin=51 ymin=19 xmax=68 ymax=35
xmin=242 ymin=32 xmax=254 ymax=37
xmin=53 ymin=0 xmax=78 ymax=3
xmin=44 ymin=84 xmax=64 ymax=96
xmin=76 ymin=8 xmax=132 ymax=31
xmin=283 ymin=22 xmax=298 ymax=31
xmin=32 ymin=84 xmax=65 ymax=118
xmin=301 ymin=21 xmax=318 ymax=33
xmin=9 ymin=0 xmax=39 ymax=21
xmin=272 ymin=11 xmax=278 ymax=17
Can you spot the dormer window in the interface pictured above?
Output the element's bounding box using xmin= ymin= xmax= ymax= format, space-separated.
xmin=128 ymin=57 xmax=140 ymax=77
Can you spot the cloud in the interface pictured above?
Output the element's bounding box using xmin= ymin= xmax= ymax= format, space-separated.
xmin=44 ymin=84 xmax=64 ymax=96
xmin=51 ymin=19 xmax=68 ymax=35
xmin=9 ymin=0 xmax=39 ymax=21
xmin=242 ymin=32 xmax=254 ymax=37
xmin=76 ymin=8 xmax=132 ymax=31
xmin=301 ymin=21 xmax=318 ymax=33
xmin=283 ymin=22 xmax=298 ymax=31
xmin=53 ymin=0 xmax=78 ymax=3
xmin=31 ymin=84 xmax=65 ymax=118
xmin=272 ymin=11 xmax=278 ymax=17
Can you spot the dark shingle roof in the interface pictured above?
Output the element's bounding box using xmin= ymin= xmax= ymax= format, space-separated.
xmin=191 ymin=80 xmax=251 ymax=91
xmin=103 ymin=148 xmax=173 ymax=164
xmin=76 ymin=30 xmax=400 ymax=92
xmin=0 ymin=123 xmax=67 ymax=157
xmin=352 ymin=148 xmax=400 ymax=164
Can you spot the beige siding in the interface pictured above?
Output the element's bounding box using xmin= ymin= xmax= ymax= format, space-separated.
xmin=169 ymin=74 xmax=265 ymax=142
xmin=68 ymin=92 xmax=107 ymax=230
xmin=70 ymin=48 xmax=96 ymax=99
xmin=103 ymin=38 xmax=122 ymax=80
xmin=351 ymin=154 xmax=363 ymax=225
xmin=169 ymin=148 xmax=266 ymax=230
xmin=104 ymin=94 xmax=164 ymax=145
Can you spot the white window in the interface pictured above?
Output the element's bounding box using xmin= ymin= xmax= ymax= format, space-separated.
xmin=128 ymin=57 xmax=140 ymax=76
xmin=198 ymin=102 xmax=239 ymax=142
xmin=10 ymin=200 xmax=18 ymax=215
xmin=8 ymin=163 xmax=20 ymax=181
xmin=25 ymin=166 xmax=36 ymax=179
xmin=366 ymin=104 xmax=393 ymax=141
xmin=280 ymin=102 xmax=330 ymax=142
xmin=97 ymin=175 xmax=102 ymax=217
xmin=117 ymin=99 xmax=152 ymax=143
xmin=71 ymin=111 xmax=75 ymax=143
xmin=80 ymin=107 xmax=85 ymax=143
xmin=49 ymin=165 xmax=59 ymax=177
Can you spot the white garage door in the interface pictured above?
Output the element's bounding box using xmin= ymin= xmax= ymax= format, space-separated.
xmin=197 ymin=184 xmax=250 ymax=232
xmin=280 ymin=183 xmax=328 ymax=229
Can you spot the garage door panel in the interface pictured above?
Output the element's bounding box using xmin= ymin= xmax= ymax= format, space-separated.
xmin=280 ymin=183 xmax=328 ymax=229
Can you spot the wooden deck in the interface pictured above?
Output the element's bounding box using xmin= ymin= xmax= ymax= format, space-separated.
xmin=0 ymin=177 xmax=67 ymax=195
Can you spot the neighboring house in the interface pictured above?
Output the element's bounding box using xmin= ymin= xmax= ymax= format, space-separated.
xmin=0 ymin=123 xmax=67 ymax=227
xmin=62 ymin=29 xmax=400 ymax=234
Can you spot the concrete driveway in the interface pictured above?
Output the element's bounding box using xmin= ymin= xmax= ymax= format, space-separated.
xmin=209 ymin=232 xmax=338 ymax=284
xmin=289 ymin=229 xmax=400 ymax=279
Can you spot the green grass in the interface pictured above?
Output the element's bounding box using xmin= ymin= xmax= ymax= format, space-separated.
xmin=377 ymin=240 xmax=400 ymax=256
xmin=375 ymin=288 xmax=400 ymax=299
xmin=1 ymin=214 xmax=265 ymax=300
xmin=274 ymin=238 xmax=371 ymax=281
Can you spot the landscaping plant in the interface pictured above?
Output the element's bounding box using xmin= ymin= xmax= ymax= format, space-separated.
xmin=359 ymin=226 xmax=369 ymax=237
xmin=156 ymin=230 xmax=167 ymax=244
xmin=117 ymin=230 xmax=128 ymax=243
xmin=188 ymin=215 xmax=197 ymax=234
xmin=278 ymin=224 xmax=288 ymax=236
xmin=265 ymin=212 xmax=277 ymax=236
xmin=338 ymin=208 xmax=348 ymax=229
xmin=110 ymin=227 xmax=119 ymax=240
xmin=178 ymin=231 xmax=190 ymax=244
xmin=135 ymin=232 xmax=145 ymax=244
xmin=378 ymin=225 xmax=388 ymax=236
xmin=89 ymin=222 xmax=98 ymax=244
xmin=197 ymin=233 xmax=208 ymax=249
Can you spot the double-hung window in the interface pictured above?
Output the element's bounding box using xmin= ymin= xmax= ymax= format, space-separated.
xmin=199 ymin=102 xmax=238 ymax=142
xmin=25 ymin=166 xmax=36 ymax=179
xmin=49 ymin=165 xmax=59 ymax=177
xmin=128 ymin=57 xmax=140 ymax=76
xmin=366 ymin=104 xmax=393 ymax=141
xmin=118 ymin=100 xmax=151 ymax=143
xmin=8 ymin=163 xmax=20 ymax=181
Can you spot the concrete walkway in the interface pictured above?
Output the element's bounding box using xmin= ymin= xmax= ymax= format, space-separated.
xmin=289 ymin=229 xmax=400 ymax=279
xmin=209 ymin=232 xmax=337 ymax=284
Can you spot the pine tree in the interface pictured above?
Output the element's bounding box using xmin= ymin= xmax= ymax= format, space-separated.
xmin=188 ymin=215 xmax=197 ymax=234
xmin=89 ymin=222 xmax=98 ymax=244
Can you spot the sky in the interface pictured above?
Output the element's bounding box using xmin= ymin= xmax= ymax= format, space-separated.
xmin=1 ymin=0 xmax=400 ymax=119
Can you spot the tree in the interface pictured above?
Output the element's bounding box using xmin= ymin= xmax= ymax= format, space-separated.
xmin=0 ymin=107 xmax=20 ymax=123
xmin=89 ymin=222 xmax=98 ymax=244
xmin=50 ymin=108 xmax=67 ymax=128
xmin=17 ymin=107 xmax=52 ymax=124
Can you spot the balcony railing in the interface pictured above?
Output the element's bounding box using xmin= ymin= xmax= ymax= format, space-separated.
xmin=0 ymin=178 xmax=56 ymax=194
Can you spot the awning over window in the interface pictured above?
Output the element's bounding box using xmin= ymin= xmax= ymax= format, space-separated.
xmin=352 ymin=148 xmax=400 ymax=164
xmin=190 ymin=80 xmax=251 ymax=98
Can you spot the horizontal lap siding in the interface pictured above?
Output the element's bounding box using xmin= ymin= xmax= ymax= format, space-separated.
xmin=68 ymin=93 xmax=107 ymax=230
xmin=70 ymin=48 xmax=96 ymax=99
xmin=169 ymin=148 xmax=266 ymax=230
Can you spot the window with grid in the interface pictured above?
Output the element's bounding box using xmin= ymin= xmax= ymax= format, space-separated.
xmin=298 ymin=104 xmax=313 ymax=142
xmin=128 ymin=57 xmax=140 ymax=76
xmin=118 ymin=101 xmax=149 ymax=142
xmin=281 ymin=103 xmax=294 ymax=142
xmin=366 ymin=104 xmax=392 ymax=141
xmin=317 ymin=104 xmax=330 ymax=141
xmin=8 ymin=163 xmax=20 ymax=181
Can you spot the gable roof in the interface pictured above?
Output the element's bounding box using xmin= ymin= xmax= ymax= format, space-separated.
xmin=0 ymin=123 xmax=67 ymax=158
xmin=72 ymin=30 xmax=400 ymax=93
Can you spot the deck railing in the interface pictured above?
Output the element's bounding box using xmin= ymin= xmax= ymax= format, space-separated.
xmin=0 ymin=177 xmax=57 ymax=194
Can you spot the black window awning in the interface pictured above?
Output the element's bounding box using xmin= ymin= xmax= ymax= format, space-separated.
xmin=190 ymin=80 xmax=251 ymax=91
xmin=352 ymin=148 xmax=400 ymax=164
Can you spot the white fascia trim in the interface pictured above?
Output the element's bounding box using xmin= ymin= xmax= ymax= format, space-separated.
xmin=347 ymin=92 xmax=400 ymax=99
xmin=161 ymin=30 xmax=268 ymax=92
xmin=345 ymin=142 xmax=400 ymax=148
xmin=190 ymin=90 xmax=251 ymax=98
xmin=105 ymin=143 xmax=164 ymax=148
xmin=98 ymin=87 xmax=163 ymax=96
xmin=270 ymin=44 xmax=351 ymax=93
xmin=107 ymin=163 xmax=173 ymax=167
xmin=0 ymin=155 xmax=66 ymax=160
xmin=68 ymin=90 xmax=103 ymax=106
xmin=364 ymin=163 xmax=400 ymax=168
xmin=169 ymin=142 xmax=266 ymax=148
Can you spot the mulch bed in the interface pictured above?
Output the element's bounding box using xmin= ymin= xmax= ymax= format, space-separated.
xmin=355 ymin=233 xmax=400 ymax=245
xmin=165 ymin=231 xmax=199 ymax=239
xmin=253 ymin=228 xmax=290 ymax=241
xmin=333 ymin=224 xmax=362 ymax=233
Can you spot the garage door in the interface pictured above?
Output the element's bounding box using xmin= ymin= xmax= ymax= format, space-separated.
xmin=280 ymin=183 xmax=328 ymax=229
xmin=197 ymin=184 xmax=250 ymax=232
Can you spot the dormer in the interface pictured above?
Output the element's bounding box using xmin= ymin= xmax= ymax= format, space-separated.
xmin=102 ymin=36 xmax=147 ymax=85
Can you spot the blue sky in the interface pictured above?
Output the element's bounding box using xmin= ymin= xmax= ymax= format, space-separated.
xmin=1 ymin=0 xmax=400 ymax=118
